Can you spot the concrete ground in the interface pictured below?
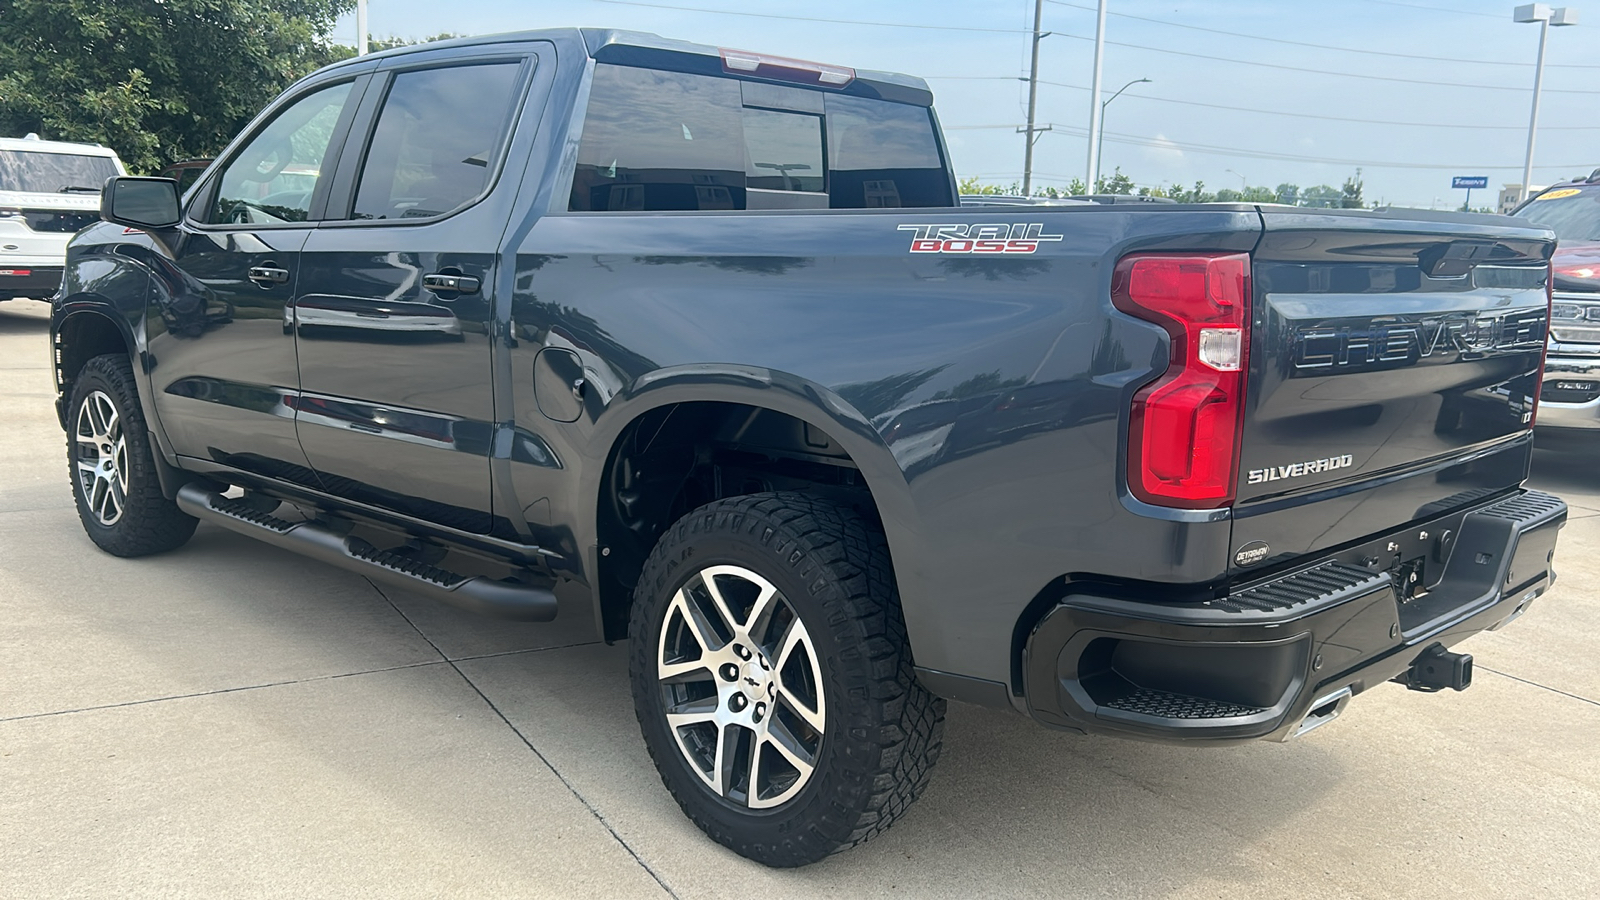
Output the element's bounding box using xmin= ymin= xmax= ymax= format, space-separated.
xmin=3 ymin=296 xmax=1597 ymax=899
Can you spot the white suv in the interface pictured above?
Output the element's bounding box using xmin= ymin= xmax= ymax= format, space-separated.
xmin=0 ymin=135 xmax=126 ymax=301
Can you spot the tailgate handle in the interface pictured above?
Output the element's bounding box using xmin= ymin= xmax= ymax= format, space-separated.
xmin=1418 ymin=241 xmax=1495 ymax=278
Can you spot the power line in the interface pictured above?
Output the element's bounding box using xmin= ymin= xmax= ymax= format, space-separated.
xmin=1042 ymin=123 xmax=1593 ymax=170
xmin=1044 ymin=0 xmax=1600 ymax=69
xmin=924 ymin=76 xmax=1600 ymax=130
xmin=1042 ymin=30 xmax=1600 ymax=93
xmin=593 ymin=0 xmax=1600 ymax=94
xmin=1354 ymin=0 xmax=1505 ymax=20
xmin=589 ymin=0 xmax=1032 ymax=34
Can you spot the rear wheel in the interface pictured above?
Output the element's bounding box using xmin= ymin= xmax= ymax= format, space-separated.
xmin=67 ymin=354 xmax=197 ymax=556
xmin=629 ymin=492 xmax=945 ymax=867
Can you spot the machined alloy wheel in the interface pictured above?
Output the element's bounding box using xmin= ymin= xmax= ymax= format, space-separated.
xmin=657 ymin=564 xmax=827 ymax=810
xmin=630 ymin=492 xmax=946 ymax=867
xmin=74 ymin=390 xmax=129 ymax=526
xmin=65 ymin=353 xmax=197 ymax=557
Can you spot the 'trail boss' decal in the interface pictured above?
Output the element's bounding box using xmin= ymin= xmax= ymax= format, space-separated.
xmin=1247 ymin=454 xmax=1355 ymax=485
xmin=899 ymin=223 xmax=1065 ymax=254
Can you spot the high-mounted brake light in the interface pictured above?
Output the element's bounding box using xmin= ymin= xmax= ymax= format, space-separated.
xmin=1112 ymin=252 xmax=1251 ymax=509
xmin=720 ymin=49 xmax=855 ymax=88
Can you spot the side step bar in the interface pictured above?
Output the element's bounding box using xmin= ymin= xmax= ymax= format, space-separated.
xmin=176 ymin=484 xmax=559 ymax=622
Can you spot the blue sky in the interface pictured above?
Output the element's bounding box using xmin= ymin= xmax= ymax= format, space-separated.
xmin=335 ymin=0 xmax=1600 ymax=207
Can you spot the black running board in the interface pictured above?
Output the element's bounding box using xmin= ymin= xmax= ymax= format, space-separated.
xmin=176 ymin=484 xmax=558 ymax=622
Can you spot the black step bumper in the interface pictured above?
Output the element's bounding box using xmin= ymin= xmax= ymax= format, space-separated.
xmin=1022 ymin=489 xmax=1566 ymax=743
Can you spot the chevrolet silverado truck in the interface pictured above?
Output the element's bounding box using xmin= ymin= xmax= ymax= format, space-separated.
xmin=1510 ymin=170 xmax=1600 ymax=436
xmin=52 ymin=29 xmax=1566 ymax=867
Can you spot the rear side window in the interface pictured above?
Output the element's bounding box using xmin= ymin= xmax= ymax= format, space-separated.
xmin=0 ymin=150 xmax=118 ymax=194
xmin=824 ymin=95 xmax=950 ymax=209
xmin=351 ymin=62 xmax=524 ymax=220
xmin=570 ymin=66 xmax=745 ymax=212
xmin=570 ymin=64 xmax=951 ymax=211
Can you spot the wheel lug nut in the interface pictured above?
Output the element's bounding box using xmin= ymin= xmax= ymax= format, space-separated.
xmin=753 ymin=701 xmax=767 ymax=722
xmin=733 ymin=644 xmax=751 ymax=660
xmin=758 ymin=656 xmax=770 ymax=671
xmin=720 ymin=663 xmax=739 ymax=681
xmin=729 ymin=694 xmax=748 ymax=712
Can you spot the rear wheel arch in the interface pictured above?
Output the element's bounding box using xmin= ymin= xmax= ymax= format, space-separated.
xmin=586 ymin=374 xmax=920 ymax=644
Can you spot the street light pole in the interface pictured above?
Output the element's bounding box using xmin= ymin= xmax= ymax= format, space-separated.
xmin=357 ymin=0 xmax=369 ymax=56
xmin=1021 ymin=0 xmax=1051 ymax=196
xmin=1514 ymin=4 xmax=1578 ymax=203
xmin=1225 ymin=169 xmax=1247 ymax=191
xmin=1094 ymin=77 xmax=1150 ymax=188
xmin=1084 ymin=0 xmax=1108 ymax=189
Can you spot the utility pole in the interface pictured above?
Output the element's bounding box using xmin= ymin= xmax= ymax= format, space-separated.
xmin=1084 ymin=0 xmax=1107 ymax=190
xmin=357 ymin=0 xmax=369 ymax=56
xmin=1020 ymin=0 xmax=1051 ymax=196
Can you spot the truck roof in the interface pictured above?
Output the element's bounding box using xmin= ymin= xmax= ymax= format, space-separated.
xmin=327 ymin=27 xmax=934 ymax=107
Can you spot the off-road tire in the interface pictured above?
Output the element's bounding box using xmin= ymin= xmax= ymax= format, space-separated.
xmin=66 ymin=353 xmax=197 ymax=556
xmin=629 ymin=492 xmax=945 ymax=867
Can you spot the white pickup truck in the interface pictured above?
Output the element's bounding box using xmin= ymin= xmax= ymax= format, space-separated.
xmin=0 ymin=135 xmax=124 ymax=301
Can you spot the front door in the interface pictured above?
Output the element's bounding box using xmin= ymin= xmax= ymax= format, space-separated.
xmin=293 ymin=49 xmax=535 ymax=534
xmin=147 ymin=75 xmax=366 ymax=486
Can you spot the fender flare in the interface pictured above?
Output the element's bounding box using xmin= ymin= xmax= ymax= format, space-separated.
xmin=576 ymin=364 xmax=929 ymax=639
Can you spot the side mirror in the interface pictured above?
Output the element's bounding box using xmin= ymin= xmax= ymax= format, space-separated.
xmin=100 ymin=176 xmax=181 ymax=230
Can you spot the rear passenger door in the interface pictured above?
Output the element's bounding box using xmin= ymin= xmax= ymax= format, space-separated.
xmin=292 ymin=43 xmax=541 ymax=534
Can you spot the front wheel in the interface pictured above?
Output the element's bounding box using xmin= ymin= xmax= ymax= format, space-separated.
xmin=629 ymin=493 xmax=945 ymax=867
xmin=66 ymin=354 xmax=197 ymax=556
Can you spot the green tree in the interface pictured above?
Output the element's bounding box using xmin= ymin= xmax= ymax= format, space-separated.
xmin=1275 ymin=183 xmax=1301 ymax=206
xmin=0 ymin=0 xmax=354 ymax=172
xmin=1340 ymin=171 xmax=1365 ymax=209
xmin=957 ymin=176 xmax=1016 ymax=196
xmin=1300 ymin=184 xmax=1343 ymax=208
xmin=1094 ymin=167 xmax=1135 ymax=195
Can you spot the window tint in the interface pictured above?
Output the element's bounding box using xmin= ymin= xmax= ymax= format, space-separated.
xmin=570 ymin=65 xmax=951 ymax=212
xmin=209 ymin=81 xmax=352 ymax=225
xmin=824 ymin=95 xmax=950 ymax=208
xmin=743 ymin=108 xmax=824 ymax=193
xmin=571 ymin=65 xmax=745 ymax=211
xmin=351 ymin=62 xmax=524 ymax=220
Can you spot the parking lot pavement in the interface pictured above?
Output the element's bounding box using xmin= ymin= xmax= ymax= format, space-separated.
xmin=3 ymin=297 xmax=1597 ymax=898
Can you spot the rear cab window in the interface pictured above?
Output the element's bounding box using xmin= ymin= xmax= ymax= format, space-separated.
xmin=569 ymin=63 xmax=951 ymax=211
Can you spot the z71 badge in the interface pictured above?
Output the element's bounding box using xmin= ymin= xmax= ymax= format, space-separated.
xmin=898 ymin=223 xmax=1064 ymax=254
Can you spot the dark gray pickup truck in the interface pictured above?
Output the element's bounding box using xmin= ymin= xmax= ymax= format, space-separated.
xmin=53 ymin=29 xmax=1566 ymax=866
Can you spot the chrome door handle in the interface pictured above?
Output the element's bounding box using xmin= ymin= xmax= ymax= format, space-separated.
xmin=423 ymin=273 xmax=480 ymax=295
xmin=247 ymin=265 xmax=290 ymax=288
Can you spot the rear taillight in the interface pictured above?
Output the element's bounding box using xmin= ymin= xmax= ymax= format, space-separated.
xmin=1112 ymin=252 xmax=1251 ymax=509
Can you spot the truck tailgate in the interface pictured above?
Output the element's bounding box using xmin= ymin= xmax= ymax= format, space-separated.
xmin=1232 ymin=209 xmax=1554 ymax=569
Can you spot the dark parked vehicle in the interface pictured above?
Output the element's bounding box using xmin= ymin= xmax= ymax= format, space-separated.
xmin=1511 ymin=170 xmax=1600 ymax=436
xmin=52 ymin=29 xmax=1566 ymax=866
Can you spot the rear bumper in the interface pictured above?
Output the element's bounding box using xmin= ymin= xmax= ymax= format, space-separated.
xmin=1022 ymin=489 xmax=1566 ymax=743
xmin=0 ymin=265 xmax=63 ymax=299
